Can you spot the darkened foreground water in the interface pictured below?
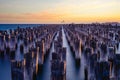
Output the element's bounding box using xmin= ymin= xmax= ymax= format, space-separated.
xmin=0 ymin=58 xmax=11 ymax=80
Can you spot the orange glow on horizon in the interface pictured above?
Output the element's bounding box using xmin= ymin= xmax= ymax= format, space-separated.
xmin=0 ymin=12 xmax=119 ymax=24
xmin=0 ymin=0 xmax=120 ymax=23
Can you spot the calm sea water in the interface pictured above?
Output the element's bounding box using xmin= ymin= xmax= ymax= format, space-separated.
xmin=0 ymin=24 xmax=42 ymax=30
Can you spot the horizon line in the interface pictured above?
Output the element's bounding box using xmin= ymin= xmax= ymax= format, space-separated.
xmin=0 ymin=22 xmax=120 ymax=24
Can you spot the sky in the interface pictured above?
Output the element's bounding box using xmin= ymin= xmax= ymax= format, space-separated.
xmin=0 ymin=0 xmax=120 ymax=24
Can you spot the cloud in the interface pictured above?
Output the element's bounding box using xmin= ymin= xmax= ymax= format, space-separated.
xmin=0 ymin=11 xmax=67 ymax=23
xmin=0 ymin=5 xmax=120 ymax=24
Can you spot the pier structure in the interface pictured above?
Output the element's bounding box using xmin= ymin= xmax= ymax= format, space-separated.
xmin=51 ymin=28 xmax=66 ymax=80
xmin=5 ymin=34 xmax=10 ymax=55
xmin=63 ymin=23 xmax=120 ymax=80
xmin=0 ymin=34 xmax=5 ymax=57
xmin=0 ymin=23 xmax=120 ymax=80
xmin=64 ymin=25 xmax=82 ymax=64
xmin=9 ymin=25 xmax=59 ymax=80
xmin=11 ymin=60 xmax=25 ymax=80
xmin=10 ymin=35 xmax=17 ymax=60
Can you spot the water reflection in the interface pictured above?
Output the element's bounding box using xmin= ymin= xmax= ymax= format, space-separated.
xmin=0 ymin=58 xmax=11 ymax=80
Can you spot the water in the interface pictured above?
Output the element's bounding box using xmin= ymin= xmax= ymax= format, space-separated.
xmin=0 ymin=58 xmax=11 ymax=80
xmin=0 ymin=25 xmax=120 ymax=80
xmin=62 ymin=27 xmax=85 ymax=80
xmin=0 ymin=24 xmax=42 ymax=30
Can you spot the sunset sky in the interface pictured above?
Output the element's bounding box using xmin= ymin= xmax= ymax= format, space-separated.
xmin=0 ymin=0 xmax=120 ymax=24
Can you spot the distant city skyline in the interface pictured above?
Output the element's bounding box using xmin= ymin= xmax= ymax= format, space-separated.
xmin=0 ymin=0 xmax=120 ymax=24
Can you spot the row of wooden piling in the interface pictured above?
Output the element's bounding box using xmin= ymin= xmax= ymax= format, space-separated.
xmin=63 ymin=23 xmax=120 ymax=80
xmin=0 ymin=25 xmax=59 ymax=80
xmin=51 ymin=27 xmax=66 ymax=80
